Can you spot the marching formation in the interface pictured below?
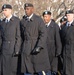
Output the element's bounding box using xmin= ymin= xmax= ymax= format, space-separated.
xmin=0 ymin=3 xmax=74 ymax=75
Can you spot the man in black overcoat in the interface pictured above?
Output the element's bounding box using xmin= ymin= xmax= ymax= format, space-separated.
xmin=20 ymin=3 xmax=51 ymax=75
xmin=42 ymin=11 xmax=62 ymax=75
xmin=0 ymin=4 xmax=21 ymax=75
xmin=60 ymin=10 xmax=74 ymax=75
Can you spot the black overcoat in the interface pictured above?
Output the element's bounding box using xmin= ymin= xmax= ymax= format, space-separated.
xmin=0 ymin=16 xmax=21 ymax=75
xmin=20 ymin=14 xmax=50 ymax=73
xmin=60 ymin=21 xmax=74 ymax=75
xmin=46 ymin=20 xmax=62 ymax=72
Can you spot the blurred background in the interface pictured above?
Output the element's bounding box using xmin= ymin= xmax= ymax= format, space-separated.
xmin=0 ymin=0 xmax=74 ymax=22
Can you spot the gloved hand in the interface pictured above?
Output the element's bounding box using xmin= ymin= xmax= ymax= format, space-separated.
xmin=32 ymin=46 xmax=43 ymax=54
xmin=12 ymin=52 xmax=20 ymax=57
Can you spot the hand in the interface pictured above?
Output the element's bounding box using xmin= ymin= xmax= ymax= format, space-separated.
xmin=12 ymin=52 xmax=20 ymax=57
xmin=32 ymin=46 xmax=43 ymax=54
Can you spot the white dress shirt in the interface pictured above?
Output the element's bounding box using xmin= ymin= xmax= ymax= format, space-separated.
xmin=5 ymin=15 xmax=12 ymax=23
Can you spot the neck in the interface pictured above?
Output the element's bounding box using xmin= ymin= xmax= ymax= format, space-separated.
xmin=45 ymin=20 xmax=51 ymax=24
xmin=68 ymin=19 xmax=73 ymax=23
xmin=27 ymin=13 xmax=33 ymax=17
xmin=6 ymin=14 xmax=12 ymax=18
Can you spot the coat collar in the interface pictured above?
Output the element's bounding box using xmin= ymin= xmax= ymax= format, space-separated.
xmin=24 ymin=14 xmax=36 ymax=21
xmin=10 ymin=16 xmax=15 ymax=21
xmin=48 ymin=20 xmax=54 ymax=27
xmin=3 ymin=15 xmax=14 ymax=22
xmin=30 ymin=14 xmax=36 ymax=20
xmin=66 ymin=20 xmax=74 ymax=26
xmin=71 ymin=20 xmax=74 ymax=26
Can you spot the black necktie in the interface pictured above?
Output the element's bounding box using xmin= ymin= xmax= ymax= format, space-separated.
xmin=26 ymin=17 xmax=30 ymax=21
xmin=68 ymin=23 xmax=71 ymax=27
xmin=46 ymin=25 xmax=48 ymax=28
xmin=6 ymin=19 xmax=9 ymax=23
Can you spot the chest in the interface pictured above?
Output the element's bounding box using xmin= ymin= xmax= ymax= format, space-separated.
xmin=1 ymin=21 xmax=17 ymax=35
xmin=23 ymin=20 xmax=39 ymax=35
xmin=46 ymin=25 xmax=55 ymax=37
xmin=65 ymin=26 xmax=74 ymax=41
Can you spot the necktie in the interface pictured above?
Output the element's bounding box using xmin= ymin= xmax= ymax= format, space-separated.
xmin=68 ymin=23 xmax=71 ymax=27
xmin=5 ymin=19 xmax=9 ymax=23
xmin=27 ymin=17 xmax=30 ymax=21
xmin=46 ymin=24 xmax=48 ymax=28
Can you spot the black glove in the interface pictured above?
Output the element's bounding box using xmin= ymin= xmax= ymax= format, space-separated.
xmin=12 ymin=52 xmax=20 ymax=57
xmin=32 ymin=46 xmax=43 ymax=54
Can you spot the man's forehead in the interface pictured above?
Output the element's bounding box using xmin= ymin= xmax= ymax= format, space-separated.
xmin=25 ymin=6 xmax=33 ymax=10
xmin=44 ymin=14 xmax=51 ymax=16
xmin=3 ymin=8 xmax=12 ymax=11
xmin=66 ymin=13 xmax=74 ymax=15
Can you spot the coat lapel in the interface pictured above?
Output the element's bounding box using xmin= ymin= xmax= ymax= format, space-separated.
xmin=71 ymin=20 xmax=74 ymax=26
xmin=65 ymin=21 xmax=74 ymax=39
xmin=47 ymin=20 xmax=54 ymax=31
xmin=1 ymin=16 xmax=15 ymax=33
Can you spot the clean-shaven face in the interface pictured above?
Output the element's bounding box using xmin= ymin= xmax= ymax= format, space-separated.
xmin=2 ymin=8 xmax=12 ymax=18
xmin=43 ymin=14 xmax=51 ymax=24
xmin=66 ymin=14 xmax=74 ymax=22
xmin=25 ymin=7 xmax=34 ymax=16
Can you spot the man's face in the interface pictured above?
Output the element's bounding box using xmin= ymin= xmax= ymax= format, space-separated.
xmin=66 ymin=14 xmax=74 ymax=22
xmin=43 ymin=14 xmax=51 ymax=24
xmin=2 ymin=8 xmax=12 ymax=18
xmin=25 ymin=7 xmax=34 ymax=16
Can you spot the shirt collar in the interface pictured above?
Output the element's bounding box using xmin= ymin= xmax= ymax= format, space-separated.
xmin=27 ymin=13 xmax=33 ymax=19
xmin=68 ymin=20 xmax=74 ymax=24
xmin=66 ymin=20 xmax=74 ymax=26
xmin=6 ymin=15 xmax=12 ymax=22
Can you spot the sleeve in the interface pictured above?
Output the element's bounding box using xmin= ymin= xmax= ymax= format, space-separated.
xmin=14 ymin=19 xmax=21 ymax=53
xmin=37 ymin=17 xmax=47 ymax=48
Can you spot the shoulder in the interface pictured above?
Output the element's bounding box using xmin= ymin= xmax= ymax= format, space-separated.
xmin=2 ymin=18 xmax=5 ymax=22
xmin=51 ymin=20 xmax=59 ymax=28
xmin=20 ymin=15 xmax=26 ymax=23
xmin=33 ymin=14 xmax=43 ymax=21
xmin=0 ymin=18 xmax=5 ymax=25
xmin=72 ymin=20 xmax=74 ymax=26
xmin=12 ymin=16 xmax=20 ymax=22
